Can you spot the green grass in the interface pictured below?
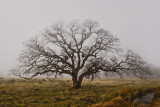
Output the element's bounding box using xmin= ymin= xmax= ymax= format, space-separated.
xmin=0 ymin=78 xmax=160 ymax=107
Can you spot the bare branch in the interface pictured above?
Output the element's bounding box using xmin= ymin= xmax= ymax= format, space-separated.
xmin=11 ymin=20 xmax=151 ymax=88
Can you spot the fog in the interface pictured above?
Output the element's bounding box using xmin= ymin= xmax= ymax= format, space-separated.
xmin=0 ymin=0 xmax=160 ymax=77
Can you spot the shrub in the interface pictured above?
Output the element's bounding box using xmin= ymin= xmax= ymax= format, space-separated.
xmin=118 ymin=87 xmax=133 ymax=100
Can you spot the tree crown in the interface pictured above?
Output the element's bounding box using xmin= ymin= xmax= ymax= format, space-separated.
xmin=11 ymin=20 xmax=151 ymax=81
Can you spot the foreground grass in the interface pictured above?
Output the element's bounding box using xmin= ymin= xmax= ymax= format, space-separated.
xmin=0 ymin=78 xmax=160 ymax=107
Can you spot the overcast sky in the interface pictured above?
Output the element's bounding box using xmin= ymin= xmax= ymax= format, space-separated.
xmin=0 ymin=0 xmax=160 ymax=76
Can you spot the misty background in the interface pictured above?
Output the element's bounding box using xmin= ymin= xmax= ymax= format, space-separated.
xmin=0 ymin=0 xmax=160 ymax=77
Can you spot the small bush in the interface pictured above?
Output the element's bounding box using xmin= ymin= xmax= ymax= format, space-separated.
xmin=118 ymin=87 xmax=133 ymax=100
xmin=154 ymin=87 xmax=160 ymax=99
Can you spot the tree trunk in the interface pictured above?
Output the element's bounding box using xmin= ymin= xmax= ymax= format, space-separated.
xmin=72 ymin=76 xmax=82 ymax=89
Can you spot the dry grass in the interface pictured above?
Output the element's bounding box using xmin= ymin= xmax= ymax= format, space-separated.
xmin=0 ymin=78 xmax=160 ymax=107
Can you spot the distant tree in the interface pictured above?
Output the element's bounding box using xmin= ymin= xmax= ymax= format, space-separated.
xmin=11 ymin=20 xmax=151 ymax=88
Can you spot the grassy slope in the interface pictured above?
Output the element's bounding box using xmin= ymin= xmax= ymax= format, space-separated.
xmin=0 ymin=78 xmax=160 ymax=107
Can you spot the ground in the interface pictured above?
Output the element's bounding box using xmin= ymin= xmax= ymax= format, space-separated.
xmin=0 ymin=78 xmax=160 ymax=107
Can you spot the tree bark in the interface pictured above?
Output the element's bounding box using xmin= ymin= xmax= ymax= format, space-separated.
xmin=72 ymin=76 xmax=82 ymax=88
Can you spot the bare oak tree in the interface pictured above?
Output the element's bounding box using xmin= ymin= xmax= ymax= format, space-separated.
xmin=11 ymin=20 xmax=151 ymax=88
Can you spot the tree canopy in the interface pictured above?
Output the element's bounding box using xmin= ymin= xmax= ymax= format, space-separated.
xmin=11 ymin=20 xmax=151 ymax=88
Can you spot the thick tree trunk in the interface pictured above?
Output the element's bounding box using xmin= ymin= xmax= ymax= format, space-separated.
xmin=72 ymin=76 xmax=82 ymax=88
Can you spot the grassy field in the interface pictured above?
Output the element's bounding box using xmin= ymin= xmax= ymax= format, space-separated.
xmin=0 ymin=78 xmax=160 ymax=107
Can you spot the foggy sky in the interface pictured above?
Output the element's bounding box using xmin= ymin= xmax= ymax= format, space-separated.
xmin=0 ymin=0 xmax=160 ymax=76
